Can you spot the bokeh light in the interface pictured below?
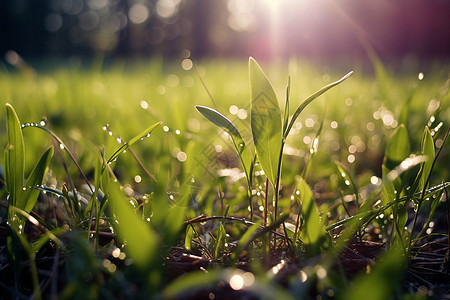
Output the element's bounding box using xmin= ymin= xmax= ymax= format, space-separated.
xmin=2 ymin=0 xmax=448 ymax=60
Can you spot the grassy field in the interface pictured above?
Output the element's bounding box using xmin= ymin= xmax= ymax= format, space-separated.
xmin=0 ymin=57 xmax=449 ymax=299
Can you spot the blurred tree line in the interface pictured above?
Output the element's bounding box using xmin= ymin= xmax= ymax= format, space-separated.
xmin=1 ymin=0 xmax=449 ymax=62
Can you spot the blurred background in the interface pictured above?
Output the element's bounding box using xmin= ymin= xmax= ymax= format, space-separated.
xmin=1 ymin=0 xmax=450 ymax=65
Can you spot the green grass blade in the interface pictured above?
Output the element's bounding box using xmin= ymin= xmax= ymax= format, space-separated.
xmin=22 ymin=123 xmax=94 ymax=194
xmin=419 ymin=126 xmax=435 ymax=191
xmin=284 ymin=71 xmax=353 ymax=140
xmin=105 ymin=173 xmax=158 ymax=269
xmin=23 ymin=146 xmax=54 ymax=212
xmin=249 ymin=57 xmax=282 ymax=186
xmin=282 ymin=76 xmax=291 ymax=136
xmin=107 ymin=121 xmax=161 ymax=164
xmin=195 ymin=105 xmax=253 ymax=177
xmin=384 ymin=124 xmax=410 ymax=169
xmin=4 ymin=103 xmax=25 ymax=208
xmin=296 ymin=177 xmax=326 ymax=256
xmin=128 ymin=121 xmax=162 ymax=146
xmin=184 ymin=225 xmax=194 ymax=251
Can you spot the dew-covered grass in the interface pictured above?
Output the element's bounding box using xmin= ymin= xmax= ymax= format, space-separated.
xmin=0 ymin=57 xmax=449 ymax=299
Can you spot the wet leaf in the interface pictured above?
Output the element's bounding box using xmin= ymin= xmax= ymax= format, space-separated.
xmin=107 ymin=121 xmax=161 ymax=164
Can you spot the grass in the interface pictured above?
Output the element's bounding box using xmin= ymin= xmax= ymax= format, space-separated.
xmin=0 ymin=57 xmax=449 ymax=299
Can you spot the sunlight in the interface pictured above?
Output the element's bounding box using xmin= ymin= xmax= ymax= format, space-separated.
xmin=262 ymin=0 xmax=296 ymax=10
xmin=259 ymin=0 xmax=321 ymax=59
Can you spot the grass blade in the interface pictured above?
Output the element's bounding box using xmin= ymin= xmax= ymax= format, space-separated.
xmin=384 ymin=124 xmax=410 ymax=169
xmin=128 ymin=121 xmax=162 ymax=146
xmin=296 ymin=177 xmax=326 ymax=256
xmin=282 ymin=76 xmax=291 ymax=136
xmin=184 ymin=225 xmax=194 ymax=251
xmin=195 ymin=105 xmax=253 ymax=177
xmin=105 ymin=172 xmax=158 ymax=269
xmin=284 ymin=71 xmax=353 ymax=140
xmin=107 ymin=121 xmax=161 ymax=164
xmin=4 ymin=103 xmax=25 ymax=209
xmin=419 ymin=126 xmax=435 ymax=191
xmin=23 ymin=146 xmax=54 ymax=212
xmin=249 ymin=57 xmax=282 ymax=186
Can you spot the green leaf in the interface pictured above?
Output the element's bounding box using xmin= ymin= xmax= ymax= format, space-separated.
xmin=384 ymin=124 xmax=410 ymax=169
xmin=296 ymin=177 xmax=325 ymax=256
xmin=419 ymin=126 xmax=434 ymax=191
xmin=106 ymin=173 xmax=158 ymax=269
xmin=23 ymin=147 xmax=54 ymax=212
xmin=107 ymin=121 xmax=161 ymax=164
xmin=282 ymin=76 xmax=291 ymax=136
xmin=284 ymin=71 xmax=353 ymax=140
xmin=128 ymin=121 xmax=162 ymax=146
xmin=184 ymin=225 xmax=193 ymax=251
xmin=4 ymin=103 xmax=25 ymax=208
xmin=249 ymin=57 xmax=282 ymax=186
xmin=195 ymin=105 xmax=252 ymax=177
xmin=382 ymin=155 xmax=427 ymax=204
